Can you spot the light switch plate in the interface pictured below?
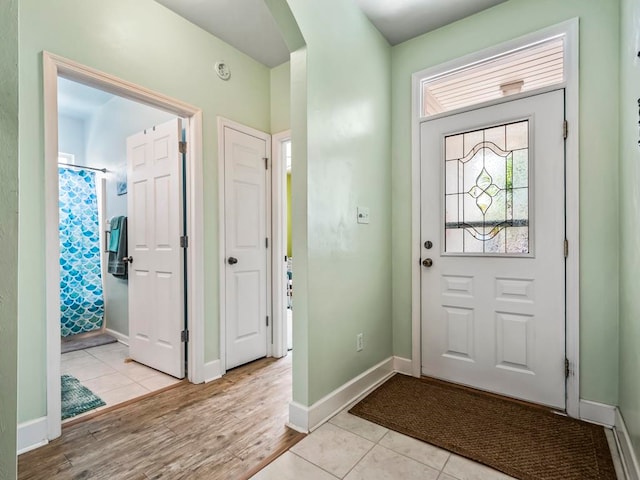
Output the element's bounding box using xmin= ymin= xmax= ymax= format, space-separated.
xmin=357 ymin=207 xmax=370 ymax=224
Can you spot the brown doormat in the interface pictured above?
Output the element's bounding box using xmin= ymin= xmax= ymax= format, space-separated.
xmin=349 ymin=374 xmax=616 ymax=480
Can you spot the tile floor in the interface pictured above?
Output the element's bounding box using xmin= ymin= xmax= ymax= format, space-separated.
xmin=61 ymin=341 xmax=182 ymax=422
xmin=252 ymin=408 xmax=626 ymax=480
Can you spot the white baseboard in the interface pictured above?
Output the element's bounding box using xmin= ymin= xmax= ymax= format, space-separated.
xmin=288 ymin=357 xmax=394 ymax=433
xmin=17 ymin=417 xmax=48 ymax=455
xmin=105 ymin=328 xmax=129 ymax=346
xmin=393 ymin=356 xmax=413 ymax=376
xmin=580 ymin=399 xmax=616 ymax=427
xmin=615 ymin=408 xmax=640 ymax=480
xmin=203 ymin=359 xmax=222 ymax=383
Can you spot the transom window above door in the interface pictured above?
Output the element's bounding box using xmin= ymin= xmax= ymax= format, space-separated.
xmin=421 ymin=36 xmax=565 ymax=117
xmin=444 ymin=120 xmax=530 ymax=255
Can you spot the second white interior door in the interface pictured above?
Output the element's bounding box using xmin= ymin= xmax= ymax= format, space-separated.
xmin=224 ymin=125 xmax=269 ymax=370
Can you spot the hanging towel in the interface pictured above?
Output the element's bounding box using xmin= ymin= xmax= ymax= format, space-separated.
xmin=108 ymin=216 xmax=123 ymax=253
xmin=107 ymin=216 xmax=128 ymax=279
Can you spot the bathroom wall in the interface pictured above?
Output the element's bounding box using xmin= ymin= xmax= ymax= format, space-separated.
xmin=58 ymin=114 xmax=87 ymax=164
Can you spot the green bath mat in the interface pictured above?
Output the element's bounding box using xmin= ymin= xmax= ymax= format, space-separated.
xmin=61 ymin=374 xmax=106 ymax=420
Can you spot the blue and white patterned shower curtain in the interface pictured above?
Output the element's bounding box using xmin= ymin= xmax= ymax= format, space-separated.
xmin=59 ymin=167 xmax=105 ymax=337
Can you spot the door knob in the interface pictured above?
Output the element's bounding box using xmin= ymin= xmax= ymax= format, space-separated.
xmin=122 ymin=256 xmax=133 ymax=264
xmin=422 ymin=258 xmax=433 ymax=268
xmin=227 ymin=257 xmax=238 ymax=265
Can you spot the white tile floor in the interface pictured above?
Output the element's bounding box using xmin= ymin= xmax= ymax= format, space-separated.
xmin=252 ymin=408 xmax=626 ymax=480
xmin=61 ymin=341 xmax=182 ymax=422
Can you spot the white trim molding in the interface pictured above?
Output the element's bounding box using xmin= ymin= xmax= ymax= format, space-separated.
xmin=288 ymin=357 xmax=394 ymax=433
xmin=104 ymin=329 xmax=129 ymax=346
xmin=615 ymin=409 xmax=640 ymax=480
xmin=43 ymin=51 xmax=206 ymax=440
xmin=579 ymin=400 xmax=616 ymax=428
xmin=203 ymin=360 xmax=223 ymax=383
xmin=271 ymin=130 xmax=291 ymax=359
xmin=17 ymin=417 xmax=48 ymax=455
xmin=393 ymin=356 xmax=413 ymax=376
xmin=410 ymin=18 xmax=580 ymax=417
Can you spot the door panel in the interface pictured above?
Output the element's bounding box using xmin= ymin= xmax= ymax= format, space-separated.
xmin=421 ymin=91 xmax=565 ymax=408
xmin=127 ymin=118 xmax=184 ymax=379
xmin=224 ymin=126 xmax=268 ymax=370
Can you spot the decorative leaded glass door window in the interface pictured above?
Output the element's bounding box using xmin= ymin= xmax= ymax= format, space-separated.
xmin=444 ymin=120 xmax=529 ymax=254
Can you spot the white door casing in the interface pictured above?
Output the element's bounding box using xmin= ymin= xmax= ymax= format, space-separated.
xmin=127 ymin=118 xmax=185 ymax=379
xmin=420 ymin=90 xmax=565 ymax=409
xmin=223 ymin=125 xmax=269 ymax=370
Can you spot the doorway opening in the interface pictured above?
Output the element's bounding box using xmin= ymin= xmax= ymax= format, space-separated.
xmin=217 ymin=120 xmax=292 ymax=375
xmin=56 ymin=77 xmax=187 ymax=422
xmin=44 ymin=52 xmax=205 ymax=440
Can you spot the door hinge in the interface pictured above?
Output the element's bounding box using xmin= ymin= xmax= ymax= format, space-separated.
xmin=180 ymin=235 xmax=189 ymax=248
xmin=266 ymin=316 xmax=269 ymax=327
xmin=265 ymin=237 xmax=269 ymax=248
xmin=181 ymin=329 xmax=189 ymax=343
xmin=563 ymin=120 xmax=568 ymax=140
xmin=263 ymin=157 xmax=268 ymax=170
xmin=564 ymin=239 xmax=569 ymax=258
xmin=179 ymin=141 xmax=187 ymax=154
xmin=565 ymin=358 xmax=570 ymax=378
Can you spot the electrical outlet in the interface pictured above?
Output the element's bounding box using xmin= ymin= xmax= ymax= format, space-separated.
xmin=356 ymin=333 xmax=364 ymax=352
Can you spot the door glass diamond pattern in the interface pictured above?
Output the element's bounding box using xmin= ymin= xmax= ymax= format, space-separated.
xmin=444 ymin=120 xmax=530 ymax=254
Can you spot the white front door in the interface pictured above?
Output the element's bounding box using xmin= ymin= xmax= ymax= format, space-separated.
xmin=421 ymin=90 xmax=565 ymax=408
xmin=127 ymin=118 xmax=185 ymax=379
xmin=224 ymin=125 xmax=269 ymax=370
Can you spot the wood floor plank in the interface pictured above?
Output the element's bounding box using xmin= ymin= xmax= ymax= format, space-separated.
xmin=18 ymin=356 xmax=304 ymax=479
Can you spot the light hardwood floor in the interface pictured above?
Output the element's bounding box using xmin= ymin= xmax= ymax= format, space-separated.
xmin=19 ymin=355 xmax=302 ymax=480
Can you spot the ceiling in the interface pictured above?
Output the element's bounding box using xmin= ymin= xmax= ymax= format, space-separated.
xmin=154 ymin=0 xmax=507 ymax=68
xmin=355 ymin=0 xmax=508 ymax=45
xmin=155 ymin=0 xmax=290 ymax=68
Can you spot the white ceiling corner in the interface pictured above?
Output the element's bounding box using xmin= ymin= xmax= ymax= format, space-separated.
xmin=354 ymin=0 xmax=509 ymax=45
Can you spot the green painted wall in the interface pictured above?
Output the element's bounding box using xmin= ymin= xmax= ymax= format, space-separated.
xmin=391 ymin=0 xmax=620 ymax=405
xmin=618 ymin=0 xmax=640 ymax=458
xmin=286 ymin=0 xmax=392 ymax=405
xmin=18 ymin=0 xmax=271 ymax=423
xmin=270 ymin=61 xmax=291 ymax=134
xmin=0 ymin=1 xmax=19 ymax=476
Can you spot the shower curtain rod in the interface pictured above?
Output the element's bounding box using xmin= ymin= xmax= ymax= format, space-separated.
xmin=58 ymin=162 xmax=108 ymax=174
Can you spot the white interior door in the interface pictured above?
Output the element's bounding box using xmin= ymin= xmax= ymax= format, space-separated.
xmin=127 ymin=118 xmax=185 ymax=379
xmin=224 ymin=125 xmax=269 ymax=370
xmin=421 ymin=90 xmax=565 ymax=409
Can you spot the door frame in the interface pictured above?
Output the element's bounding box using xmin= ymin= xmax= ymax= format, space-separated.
xmin=217 ymin=117 xmax=274 ymax=374
xmin=272 ymin=130 xmax=291 ymax=358
xmin=410 ymin=19 xmax=580 ymax=417
xmin=43 ymin=52 xmax=206 ymax=441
